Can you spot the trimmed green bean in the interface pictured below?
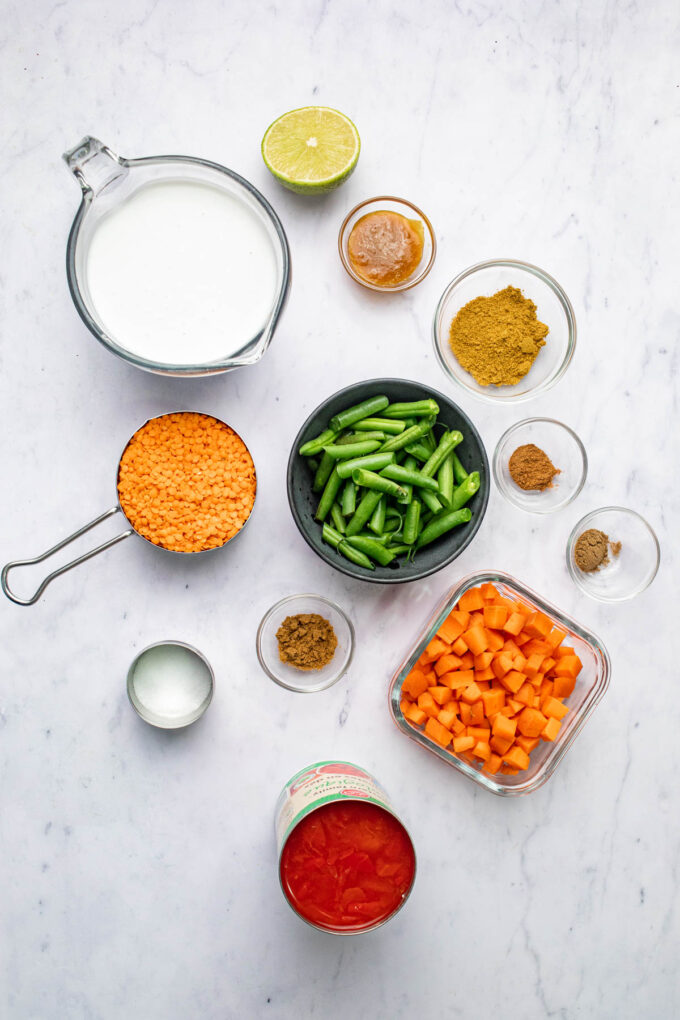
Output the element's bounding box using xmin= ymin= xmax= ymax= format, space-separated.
xmin=337 ymin=540 xmax=375 ymax=570
xmin=341 ymin=479 xmax=356 ymax=516
xmin=330 ymin=502 xmax=346 ymax=534
xmin=404 ymin=441 xmax=431 ymax=463
xmin=343 ymin=430 xmax=385 ymax=443
xmin=437 ymin=454 xmax=454 ymax=508
xmin=315 ymin=467 xmax=343 ymax=522
xmin=345 ymin=535 xmax=397 ymax=567
xmin=323 ymin=440 xmax=382 ymax=460
xmin=299 ymin=427 xmax=340 ymax=457
xmin=386 ymin=544 xmax=411 ymax=556
xmin=452 ymin=471 xmax=481 ymax=509
xmin=345 ymin=489 xmax=383 ymax=536
xmin=336 ymin=451 xmax=395 ymax=479
xmin=321 ymin=523 xmax=343 ymax=548
xmin=353 ymin=417 xmax=406 ymax=435
xmin=352 ymin=531 xmax=391 ymax=545
xmin=421 ymin=430 xmax=463 ymax=478
xmin=312 ymin=450 xmax=335 ymax=492
xmin=403 ymin=499 xmax=421 ymax=545
xmin=329 ymin=395 xmax=389 ymax=432
xmin=380 ymin=418 xmax=435 ymax=453
xmin=416 ymin=508 xmax=472 ymax=548
xmin=420 ymin=489 xmax=443 ymax=514
xmin=351 ymin=469 xmax=409 ymax=503
xmin=452 ymin=452 xmax=468 ymax=485
xmin=380 ymin=463 xmax=440 ymax=492
xmin=382 ymin=399 xmax=439 ymax=419
xmin=383 ymin=517 xmax=402 ymax=535
xmin=368 ymin=495 xmax=386 ymax=535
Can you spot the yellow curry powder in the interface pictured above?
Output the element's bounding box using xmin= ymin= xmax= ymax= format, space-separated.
xmin=448 ymin=285 xmax=549 ymax=387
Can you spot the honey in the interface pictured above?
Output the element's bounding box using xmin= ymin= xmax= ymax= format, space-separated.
xmin=347 ymin=210 xmax=424 ymax=287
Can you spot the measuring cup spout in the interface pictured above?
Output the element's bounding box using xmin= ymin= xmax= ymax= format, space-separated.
xmin=63 ymin=136 xmax=128 ymax=197
xmin=1 ymin=507 xmax=133 ymax=607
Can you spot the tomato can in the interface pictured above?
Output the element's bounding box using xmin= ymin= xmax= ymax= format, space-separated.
xmin=275 ymin=760 xmax=416 ymax=935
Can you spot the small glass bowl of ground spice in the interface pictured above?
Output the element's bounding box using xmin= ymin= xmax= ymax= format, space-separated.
xmin=338 ymin=197 xmax=436 ymax=292
xmin=256 ymin=594 xmax=355 ymax=692
xmin=567 ymin=507 xmax=660 ymax=602
xmin=493 ymin=418 xmax=587 ymax=514
xmin=433 ymin=259 xmax=576 ymax=403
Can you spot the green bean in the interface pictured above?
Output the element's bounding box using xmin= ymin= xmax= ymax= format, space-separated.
xmin=404 ymin=441 xmax=431 ymax=463
xmin=422 ymin=429 xmax=436 ymax=454
xmin=321 ymin=523 xmax=343 ymax=548
xmin=341 ymin=479 xmax=356 ymax=516
xmin=343 ymin=430 xmax=385 ymax=443
xmin=336 ymin=451 xmax=395 ymax=479
xmin=299 ymin=427 xmax=341 ymax=457
xmin=345 ymin=535 xmax=397 ymax=567
xmin=330 ymin=502 xmax=346 ymax=534
xmin=388 ymin=544 xmax=412 ymax=556
xmin=437 ymin=454 xmax=454 ymax=508
xmin=416 ymin=508 xmax=472 ymax=548
xmin=352 ymin=530 xmax=391 ymax=545
xmin=329 ymin=395 xmax=389 ymax=432
xmin=368 ymin=495 xmax=386 ymax=535
xmin=421 ymin=431 xmax=463 ymax=478
xmin=315 ymin=467 xmax=343 ymax=522
xmin=323 ymin=440 xmax=382 ymax=460
xmin=312 ymin=450 xmax=335 ymax=492
xmin=344 ymin=489 xmax=383 ymax=536
xmin=380 ymin=418 xmax=435 ymax=453
xmin=452 ymin=471 xmax=481 ymax=509
xmin=337 ymin=540 xmax=375 ymax=570
xmin=403 ymin=498 xmax=421 ymax=545
xmin=351 ymin=469 xmax=409 ymax=503
xmin=382 ymin=399 xmax=439 ymax=419
xmin=353 ymin=417 xmax=406 ymax=435
xmin=420 ymin=489 xmax=443 ymax=514
xmin=452 ymin=452 xmax=468 ymax=485
xmin=383 ymin=517 xmax=402 ymax=535
xmin=380 ymin=464 xmax=440 ymax=492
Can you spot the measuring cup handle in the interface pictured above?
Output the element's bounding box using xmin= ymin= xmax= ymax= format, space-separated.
xmin=1 ymin=507 xmax=134 ymax=606
xmin=62 ymin=136 xmax=128 ymax=196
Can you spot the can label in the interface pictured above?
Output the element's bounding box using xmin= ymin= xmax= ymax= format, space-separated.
xmin=275 ymin=760 xmax=396 ymax=854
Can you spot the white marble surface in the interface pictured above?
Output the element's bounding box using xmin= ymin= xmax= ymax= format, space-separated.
xmin=1 ymin=2 xmax=678 ymax=1017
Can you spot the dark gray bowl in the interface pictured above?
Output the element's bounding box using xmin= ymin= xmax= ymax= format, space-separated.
xmin=287 ymin=378 xmax=490 ymax=583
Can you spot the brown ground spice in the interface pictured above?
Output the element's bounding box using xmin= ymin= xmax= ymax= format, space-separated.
xmin=574 ymin=529 xmax=610 ymax=572
xmin=508 ymin=443 xmax=560 ymax=491
xmin=276 ymin=614 xmax=338 ymax=671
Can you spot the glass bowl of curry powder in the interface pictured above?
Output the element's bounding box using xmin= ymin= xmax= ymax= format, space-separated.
xmin=433 ymin=259 xmax=576 ymax=403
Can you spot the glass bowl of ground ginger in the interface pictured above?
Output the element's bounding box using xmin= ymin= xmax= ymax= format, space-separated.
xmin=433 ymin=259 xmax=576 ymax=403
xmin=567 ymin=508 xmax=660 ymax=602
xmin=493 ymin=418 xmax=587 ymax=514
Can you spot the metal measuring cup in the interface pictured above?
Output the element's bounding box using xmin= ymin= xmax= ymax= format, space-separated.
xmin=1 ymin=411 xmax=257 ymax=606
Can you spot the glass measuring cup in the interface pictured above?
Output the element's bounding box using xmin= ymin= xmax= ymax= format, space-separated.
xmin=1 ymin=411 xmax=257 ymax=606
xmin=63 ymin=136 xmax=291 ymax=376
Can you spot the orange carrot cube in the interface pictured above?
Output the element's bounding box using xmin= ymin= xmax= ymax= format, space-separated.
xmin=541 ymin=717 xmax=561 ymax=741
xmin=461 ymin=681 xmax=483 ymax=705
xmin=524 ymin=611 xmax=552 ymax=639
xmin=492 ymin=713 xmax=517 ymax=741
xmin=430 ymin=685 xmax=453 ymax=706
xmin=486 ymin=753 xmax=502 ymax=775
xmin=458 ymin=587 xmax=484 ymax=612
xmin=425 ymin=717 xmax=453 ymax=748
xmin=503 ymin=612 xmax=527 ymax=636
xmin=502 ymin=745 xmax=530 ymax=771
xmin=481 ymin=689 xmax=505 ymax=716
xmin=483 ymin=605 xmax=508 ymax=630
xmin=453 ymin=734 xmax=476 ymax=752
xmin=517 ymin=707 xmax=548 ymax=738
xmin=542 ymin=696 xmax=569 ymax=721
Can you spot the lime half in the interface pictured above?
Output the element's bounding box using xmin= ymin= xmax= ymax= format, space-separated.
xmin=262 ymin=106 xmax=360 ymax=194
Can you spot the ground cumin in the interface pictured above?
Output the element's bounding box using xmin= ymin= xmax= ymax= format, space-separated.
xmin=276 ymin=614 xmax=338 ymax=671
xmin=117 ymin=412 xmax=256 ymax=553
xmin=574 ymin=528 xmax=623 ymax=572
xmin=448 ymin=285 xmax=549 ymax=387
xmin=508 ymin=443 xmax=560 ymax=491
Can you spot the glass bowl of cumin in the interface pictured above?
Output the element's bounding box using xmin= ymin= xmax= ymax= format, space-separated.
xmin=433 ymin=259 xmax=576 ymax=404
xmin=493 ymin=418 xmax=587 ymax=514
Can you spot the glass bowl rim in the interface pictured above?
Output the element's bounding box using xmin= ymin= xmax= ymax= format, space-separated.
xmin=432 ymin=257 xmax=577 ymax=404
xmin=566 ymin=506 xmax=661 ymax=602
xmin=338 ymin=195 xmax=437 ymax=293
xmin=492 ymin=416 xmax=588 ymax=514
xmin=388 ymin=569 xmax=611 ymax=795
xmin=256 ymin=593 xmax=355 ymax=692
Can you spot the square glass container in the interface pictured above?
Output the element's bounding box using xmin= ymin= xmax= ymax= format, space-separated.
xmin=388 ymin=570 xmax=611 ymax=796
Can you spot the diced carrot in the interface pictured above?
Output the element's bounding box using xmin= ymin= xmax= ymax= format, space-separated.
xmin=522 ymin=639 xmax=553 ymax=657
xmin=516 ymin=734 xmax=540 ymax=753
xmin=500 ymin=765 xmax=520 ymax=775
xmin=500 ymin=705 xmax=515 ymax=717
xmin=464 ymin=626 xmax=489 ymax=656
xmin=453 ymin=735 xmax=475 ymax=752
xmin=486 ymin=630 xmax=505 ymax=652
xmin=469 ymin=700 xmax=485 ymax=726
xmin=461 ymin=681 xmax=482 ymax=705
xmin=407 ymin=704 xmax=428 ymax=725
xmin=554 ymin=644 xmax=576 ymax=659
xmin=503 ymin=612 xmax=527 ymax=636
xmin=475 ymin=667 xmax=495 ymax=683
xmin=503 ymin=746 xmax=530 ymax=770
xmin=430 ymin=686 xmax=453 ymax=706
xmin=524 ymin=653 xmax=545 ymax=679
xmin=541 ymin=717 xmax=561 ymax=741
xmin=452 ymin=636 xmax=468 ymax=656
xmin=553 ymin=655 xmax=582 ymax=679
xmin=480 ymin=582 xmax=499 ymax=601
xmin=467 ymin=611 xmax=485 ymax=628
xmin=514 ymin=632 xmax=531 ymax=647
xmin=515 ymin=682 xmax=534 ymax=706
xmin=492 ymin=653 xmax=514 ymax=679
xmin=473 ymin=741 xmax=491 ymax=762
xmin=490 ymin=734 xmax=514 ymax=755
xmin=459 ymin=702 xmax=472 ymax=726
xmin=459 ymin=652 xmax=475 ymax=669
xmin=437 ymin=613 xmax=465 ymax=645
xmin=499 ymin=670 xmax=525 ymax=695
xmin=417 ymin=691 xmax=439 ymax=718
xmin=449 ymin=610 xmax=471 ymax=631
xmin=452 ymin=717 xmax=466 ymax=736
xmin=539 ymin=679 xmax=554 ymax=700
xmin=402 ymin=669 xmax=430 ymax=699
xmin=474 ymin=651 xmax=494 ymax=670
xmin=547 ymin=626 xmax=567 ymax=650
xmin=507 ymin=698 xmax=524 ymax=714
xmin=467 ymin=725 xmax=491 ymax=743
xmin=486 ymin=753 xmax=502 ymax=775
xmin=517 ymin=707 xmax=549 ymax=738
xmin=400 ymin=698 xmax=411 ymax=717
xmin=437 ymin=704 xmax=458 ymax=729
xmin=423 ymin=636 xmax=451 ymax=662
xmin=434 ymin=654 xmax=463 ymax=676
xmin=425 ymin=717 xmax=453 ymax=748
xmin=458 ymin=587 xmax=484 ymax=612
xmin=439 ymin=671 xmax=470 ymax=691
xmin=503 ymin=638 xmax=521 ymax=656
xmin=542 ymin=657 xmax=556 ymax=673
xmin=492 ymin=713 xmax=517 ymax=741
xmin=481 ymin=689 xmax=505 ymax=716
xmin=483 ymin=605 xmax=508 ymax=630
xmin=542 ymin=696 xmax=569 ymax=721
xmin=552 ymin=675 xmax=576 ymax=699
xmin=523 ymin=611 xmax=553 ymax=639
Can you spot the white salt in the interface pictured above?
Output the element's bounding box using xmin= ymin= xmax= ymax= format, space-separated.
xmin=131 ymin=644 xmax=212 ymax=720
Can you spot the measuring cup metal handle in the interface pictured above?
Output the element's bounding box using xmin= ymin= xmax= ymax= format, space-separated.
xmin=1 ymin=507 xmax=134 ymax=607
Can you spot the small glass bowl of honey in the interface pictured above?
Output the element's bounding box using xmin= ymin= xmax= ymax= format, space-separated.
xmin=338 ymin=196 xmax=436 ymax=292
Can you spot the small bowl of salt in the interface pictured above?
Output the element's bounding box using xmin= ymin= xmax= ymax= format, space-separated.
xmin=127 ymin=641 xmax=214 ymax=728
